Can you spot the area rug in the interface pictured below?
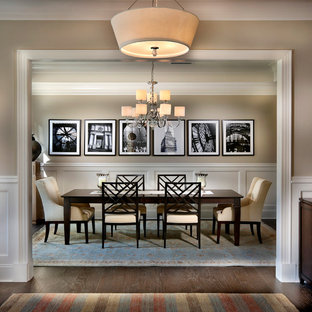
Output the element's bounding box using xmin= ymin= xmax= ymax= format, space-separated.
xmin=32 ymin=221 xmax=275 ymax=266
xmin=0 ymin=293 xmax=298 ymax=312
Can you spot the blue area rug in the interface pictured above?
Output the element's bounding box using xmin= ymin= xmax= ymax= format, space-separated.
xmin=32 ymin=221 xmax=275 ymax=266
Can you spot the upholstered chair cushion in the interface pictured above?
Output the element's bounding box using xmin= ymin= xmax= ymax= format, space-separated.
xmin=167 ymin=213 xmax=198 ymax=224
xmin=105 ymin=213 xmax=138 ymax=224
xmin=36 ymin=177 xmax=94 ymax=222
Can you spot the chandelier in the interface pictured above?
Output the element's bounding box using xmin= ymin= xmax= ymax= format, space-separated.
xmin=121 ymin=60 xmax=185 ymax=128
xmin=111 ymin=0 xmax=199 ymax=59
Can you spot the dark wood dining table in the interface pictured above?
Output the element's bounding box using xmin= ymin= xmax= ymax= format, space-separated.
xmin=62 ymin=189 xmax=243 ymax=246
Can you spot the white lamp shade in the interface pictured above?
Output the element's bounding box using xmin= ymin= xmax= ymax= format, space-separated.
xmin=174 ymin=106 xmax=185 ymax=117
xmin=111 ymin=7 xmax=199 ymax=59
xmin=160 ymin=90 xmax=171 ymax=101
xmin=131 ymin=107 xmax=139 ymax=117
xmin=136 ymin=103 xmax=147 ymax=115
xmin=160 ymin=103 xmax=172 ymax=116
xmin=121 ymin=106 xmax=133 ymax=117
xmin=147 ymin=92 xmax=157 ymax=103
xmin=136 ymin=89 xmax=147 ymax=101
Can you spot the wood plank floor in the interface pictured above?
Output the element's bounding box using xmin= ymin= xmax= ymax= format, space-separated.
xmin=0 ymin=267 xmax=311 ymax=311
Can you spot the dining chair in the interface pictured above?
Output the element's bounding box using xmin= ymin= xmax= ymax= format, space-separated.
xmin=212 ymin=177 xmax=272 ymax=244
xmin=35 ymin=176 xmax=95 ymax=243
xmin=101 ymin=181 xmax=140 ymax=248
xmin=156 ymin=174 xmax=186 ymax=237
xmin=163 ymin=182 xmax=201 ymax=248
xmin=115 ymin=174 xmax=147 ymax=237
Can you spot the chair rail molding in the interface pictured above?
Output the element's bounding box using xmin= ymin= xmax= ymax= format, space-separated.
xmin=14 ymin=49 xmax=291 ymax=283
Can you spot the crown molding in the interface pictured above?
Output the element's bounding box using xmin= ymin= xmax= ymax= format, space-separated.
xmin=32 ymin=81 xmax=276 ymax=96
xmin=0 ymin=1 xmax=311 ymax=21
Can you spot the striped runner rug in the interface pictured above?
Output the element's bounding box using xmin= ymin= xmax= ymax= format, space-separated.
xmin=0 ymin=293 xmax=298 ymax=312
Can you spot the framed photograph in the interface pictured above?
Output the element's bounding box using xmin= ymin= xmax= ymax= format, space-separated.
xmin=222 ymin=119 xmax=254 ymax=156
xmin=188 ymin=120 xmax=219 ymax=156
xmin=153 ymin=120 xmax=185 ymax=156
xmin=84 ymin=120 xmax=116 ymax=156
xmin=49 ymin=119 xmax=81 ymax=156
xmin=119 ymin=120 xmax=150 ymax=155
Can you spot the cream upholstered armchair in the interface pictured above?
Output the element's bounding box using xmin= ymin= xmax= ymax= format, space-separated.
xmin=212 ymin=177 xmax=272 ymax=244
xmin=35 ymin=176 xmax=95 ymax=243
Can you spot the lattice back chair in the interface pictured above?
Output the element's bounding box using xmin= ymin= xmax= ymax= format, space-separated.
xmin=101 ymin=182 xmax=140 ymax=248
xmin=115 ymin=174 xmax=147 ymax=237
xmin=164 ymin=182 xmax=201 ymax=248
xmin=156 ymin=174 xmax=187 ymax=237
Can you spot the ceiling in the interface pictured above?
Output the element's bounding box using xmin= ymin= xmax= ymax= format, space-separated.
xmin=0 ymin=0 xmax=311 ymax=21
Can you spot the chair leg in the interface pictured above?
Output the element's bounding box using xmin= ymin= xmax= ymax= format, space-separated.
xmin=111 ymin=225 xmax=113 ymax=237
xmin=115 ymin=225 xmax=117 ymax=230
xmin=185 ymin=225 xmax=188 ymax=230
xmin=143 ymin=214 xmax=146 ymax=238
xmin=190 ymin=225 xmax=193 ymax=237
xmin=212 ymin=216 xmax=216 ymax=234
xmin=164 ymin=221 xmax=167 ymax=248
xmin=102 ymin=224 xmax=106 ymax=249
xmin=54 ymin=223 xmax=58 ymax=235
xmin=137 ymin=221 xmax=140 ymax=248
xmin=197 ymin=223 xmax=201 ymax=249
xmin=157 ymin=213 xmax=160 ymax=237
xmin=225 ymin=223 xmax=230 ymax=234
xmin=216 ymin=222 xmax=221 ymax=244
xmin=84 ymin=222 xmax=89 ymax=244
xmin=44 ymin=223 xmax=50 ymax=242
xmin=250 ymin=223 xmax=255 ymax=235
xmin=76 ymin=223 xmax=81 ymax=233
xmin=92 ymin=216 xmax=95 ymax=234
xmin=256 ymin=222 xmax=262 ymax=244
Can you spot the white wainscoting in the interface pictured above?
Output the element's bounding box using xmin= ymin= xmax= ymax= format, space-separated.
xmin=0 ymin=176 xmax=24 ymax=282
xmin=42 ymin=162 xmax=276 ymax=220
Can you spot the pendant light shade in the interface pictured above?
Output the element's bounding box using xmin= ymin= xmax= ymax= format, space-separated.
xmin=111 ymin=7 xmax=199 ymax=59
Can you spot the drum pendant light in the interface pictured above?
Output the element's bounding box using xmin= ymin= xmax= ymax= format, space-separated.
xmin=111 ymin=1 xmax=199 ymax=59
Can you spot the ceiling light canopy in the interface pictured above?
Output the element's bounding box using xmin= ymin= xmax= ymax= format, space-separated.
xmin=111 ymin=1 xmax=199 ymax=59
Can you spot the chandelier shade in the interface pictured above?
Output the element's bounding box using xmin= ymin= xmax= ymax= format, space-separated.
xmin=111 ymin=7 xmax=199 ymax=59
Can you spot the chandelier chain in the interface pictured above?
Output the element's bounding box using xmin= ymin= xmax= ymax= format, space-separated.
xmin=128 ymin=0 xmax=184 ymax=10
xmin=127 ymin=0 xmax=139 ymax=10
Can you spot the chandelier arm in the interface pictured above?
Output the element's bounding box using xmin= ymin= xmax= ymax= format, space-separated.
xmin=127 ymin=0 xmax=140 ymax=10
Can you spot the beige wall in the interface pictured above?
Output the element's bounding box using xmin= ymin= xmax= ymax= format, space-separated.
xmin=0 ymin=21 xmax=311 ymax=175
xmin=32 ymin=95 xmax=276 ymax=163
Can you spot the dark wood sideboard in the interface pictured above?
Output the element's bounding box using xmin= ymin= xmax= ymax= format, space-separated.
xmin=299 ymin=198 xmax=312 ymax=284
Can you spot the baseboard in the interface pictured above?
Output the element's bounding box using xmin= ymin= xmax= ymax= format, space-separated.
xmin=276 ymin=263 xmax=299 ymax=283
xmin=0 ymin=262 xmax=33 ymax=282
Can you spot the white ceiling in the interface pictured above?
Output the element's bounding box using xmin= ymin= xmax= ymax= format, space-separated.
xmin=0 ymin=0 xmax=311 ymax=21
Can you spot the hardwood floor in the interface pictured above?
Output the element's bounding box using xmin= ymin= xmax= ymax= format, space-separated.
xmin=3 ymin=220 xmax=308 ymax=311
xmin=0 ymin=267 xmax=311 ymax=311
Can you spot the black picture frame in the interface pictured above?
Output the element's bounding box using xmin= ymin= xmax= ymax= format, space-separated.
xmin=84 ymin=119 xmax=116 ymax=156
xmin=153 ymin=120 xmax=185 ymax=156
xmin=118 ymin=120 xmax=150 ymax=156
xmin=48 ymin=119 xmax=81 ymax=156
xmin=187 ymin=119 xmax=220 ymax=156
xmin=222 ymin=119 xmax=254 ymax=156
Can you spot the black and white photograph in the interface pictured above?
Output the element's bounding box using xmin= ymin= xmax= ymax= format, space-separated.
xmin=84 ymin=120 xmax=116 ymax=156
xmin=119 ymin=120 xmax=150 ymax=155
xmin=153 ymin=120 xmax=185 ymax=156
xmin=188 ymin=120 xmax=219 ymax=156
xmin=222 ymin=119 xmax=254 ymax=155
xmin=49 ymin=119 xmax=81 ymax=156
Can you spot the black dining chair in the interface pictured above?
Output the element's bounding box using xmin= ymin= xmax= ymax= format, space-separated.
xmin=163 ymin=182 xmax=201 ymax=248
xmin=115 ymin=174 xmax=147 ymax=237
xmin=156 ymin=174 xmax=186 ymax=237
xmin=101 ymin=181 xmax=140 ymax=248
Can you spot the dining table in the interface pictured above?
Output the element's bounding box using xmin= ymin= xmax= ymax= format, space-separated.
xmin=62 ymin=188 xmax=243 ymax=246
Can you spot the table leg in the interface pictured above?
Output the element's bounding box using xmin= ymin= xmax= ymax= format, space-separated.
xmin=64 ymin=198 xmax=71 ymax=245
xmin=233 ymin=198 xmax=241 ymax=246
